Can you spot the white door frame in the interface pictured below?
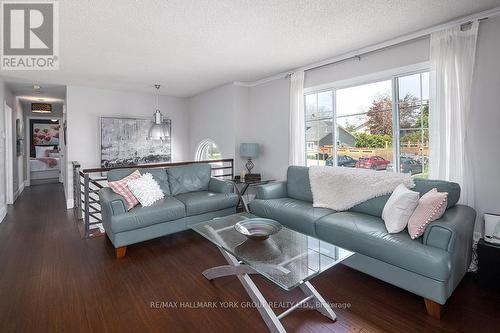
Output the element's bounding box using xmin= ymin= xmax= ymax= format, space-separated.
xmin=25 ymin=116 xmax=63 ymax=186
xmin=4 ymin=102 xmax=14 ymax=204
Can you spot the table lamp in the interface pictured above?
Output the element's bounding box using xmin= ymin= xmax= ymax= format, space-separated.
xmin=239 ymin=143 xmax=259 ymax=174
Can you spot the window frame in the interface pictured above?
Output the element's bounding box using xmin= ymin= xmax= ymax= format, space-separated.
xmin=303 ymin=63 xmax=430 ymax=172
xmin=304 ymin=88 xmax=335 ymax=166
xmin=194 ymin=139 xmax=221 ymax=161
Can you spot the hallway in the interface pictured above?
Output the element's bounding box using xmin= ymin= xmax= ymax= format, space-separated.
xmin=1 ymin=184 xmax=500 ymax=333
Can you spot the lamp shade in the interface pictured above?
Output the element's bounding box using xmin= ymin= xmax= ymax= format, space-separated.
xmin=147 ymin=123 xmax=170 ymax=140
xmin=147 ymin=110 xmax=170 ymax=140
xmin=240 ymin=143 xmax=259 ymax=158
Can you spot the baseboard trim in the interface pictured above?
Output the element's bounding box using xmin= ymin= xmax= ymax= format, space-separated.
xmin=66 ymin=199 xmax=74 ymax=210
xmin=0 ymin=205 xmax=7 ymax=223
xmin=14 ymin=183 xmax=25 ymax=200
xmin=24 ymin=180 xmax=29 ymax=187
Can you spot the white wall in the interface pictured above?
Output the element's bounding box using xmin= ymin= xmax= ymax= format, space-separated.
xmin=304 ymin=37 xmax=430 ymax=89
xmin=245 ymin=79 xmax=290 ymax=181
xmin=187 ymin=81 xmax=290 ymax=181
xmin=0 ymin=79 xmax=7 ymax=221
xmin=3 ymin=86 xmax=19 ymax=201
xmin=65 ymin=86 xmax=189 ymax=207
xmin=188 ymin=84 xmax=240 ymax=162
xmin=13 ymin=97 xmax=24 ymax=197
xmin=470 ymin=16 xmax=500 ymax=233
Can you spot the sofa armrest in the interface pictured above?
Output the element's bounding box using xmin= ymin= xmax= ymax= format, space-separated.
xmin=423 ymin=205 xmax=476 ymax=252
xmin=255 ymin=181 xmax=287 ymax=200
xmin=208 ymin=178 xmax=233 ymax=194
xmin=99 ymin=187 xmax=127 ymax=216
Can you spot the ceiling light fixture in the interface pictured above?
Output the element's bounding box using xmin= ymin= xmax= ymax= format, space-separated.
xmin=32 ymin=103 xmax=52 ymax=113
xmin=147 ymin=84 xmax=170 ymax=141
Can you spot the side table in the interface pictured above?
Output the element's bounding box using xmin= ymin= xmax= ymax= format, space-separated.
xmin=232 ymin=179 xmax=274 ymax=212
xmin=477 ymin=238 xmax=500 ymax=289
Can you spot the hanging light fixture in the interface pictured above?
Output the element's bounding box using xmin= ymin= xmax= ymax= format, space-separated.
xmin=147 ymin=84 xmax=170 ymax=140
xmin=31 ymin=102 xmax=52 ymax=113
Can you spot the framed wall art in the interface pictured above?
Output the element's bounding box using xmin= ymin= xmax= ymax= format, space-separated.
xmin=100 ymin=117 xmax=172 ymax=168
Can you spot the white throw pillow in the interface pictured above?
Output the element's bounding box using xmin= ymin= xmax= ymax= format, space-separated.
xmin=127 ymin=173 xmax=164 ymax=207
xmin=382 ymin=183 xmax=420 ymax=234
xmin=35 ymin=146 xmax=54 ymax=158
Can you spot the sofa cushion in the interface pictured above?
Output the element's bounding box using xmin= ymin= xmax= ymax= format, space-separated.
xmin=286 ymin=166 xmax=313 ymax=202
xmin=110 ymin=197 xmax=186 ymax=233
xmin=175 ymin=191 xmax=238 ymax=216
xmin=382 ymin=184 xmax=419 ymax=233
xmin=107 ymin=168 xmax=138 ymax=182
xmin=167 ymin=164 xmax=211 ymax=195
xmin=107 ymin=167 xmax=171 ymax=196
xmin=413 ymin=178 xmax=460 ymax=208
xmin=249 ymin=198 xmax=334 ymax=237
xmin=127 ymin=173 xmax=165 ymax=207
xmin=408 ymin=189 xmax=448 ymax=239
xmin=139 ymin=168 xmax=171 ymax=196
xmin=107 ymin=170 xmax=141 ymax=210
xmin=315 ymin=212 xmax=452 ymax=281
xmin=349 ymin=178 xmax=461 ymax=218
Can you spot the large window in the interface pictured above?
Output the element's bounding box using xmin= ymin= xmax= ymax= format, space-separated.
xmin=305 ymin=71 xmax=429 ymax=178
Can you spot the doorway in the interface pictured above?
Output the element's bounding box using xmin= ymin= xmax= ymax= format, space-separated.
xmin=26 ymin=117 xmax=63 ymax=186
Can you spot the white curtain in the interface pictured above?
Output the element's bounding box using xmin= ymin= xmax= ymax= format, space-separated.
xmin=429 ymin=22 xmax=479 ymax=206
xmin=289 ymin=70 xmax=306 ymax=166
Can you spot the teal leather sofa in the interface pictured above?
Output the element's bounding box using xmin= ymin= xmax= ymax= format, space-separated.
xmin=99 ymin=164 xmax=238 ymax=258
xmin=249 ymin=166 xmax=476 ymax=318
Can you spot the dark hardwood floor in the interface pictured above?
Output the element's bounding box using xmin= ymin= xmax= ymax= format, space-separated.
xmin=1 ymin=184 xmax=499 ymax=333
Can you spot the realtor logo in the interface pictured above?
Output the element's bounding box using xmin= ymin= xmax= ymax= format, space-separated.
xmin=1 ymin=0 xmax=59 ymax=70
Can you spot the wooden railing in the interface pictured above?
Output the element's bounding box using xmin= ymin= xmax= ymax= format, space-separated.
xmin=72 ymin=159 xmax=234 ymax=237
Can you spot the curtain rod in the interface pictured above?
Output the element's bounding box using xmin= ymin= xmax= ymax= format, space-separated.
xmin=300 ymin=8 xmax=499 ymax=73
xmin=302 ymin=35 xmax=429 ymax=73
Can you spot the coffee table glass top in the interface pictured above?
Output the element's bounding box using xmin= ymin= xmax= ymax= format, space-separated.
xmin=191 ymin=213 xmax=354 ymax=291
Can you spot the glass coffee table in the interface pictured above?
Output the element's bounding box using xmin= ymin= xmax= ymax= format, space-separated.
xmin=191 ymin=213 xmax=354 ymax=333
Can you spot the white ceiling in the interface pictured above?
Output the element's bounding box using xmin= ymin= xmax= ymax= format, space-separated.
xmin=7 ymin=81 xmax=66 ymax=104
xmin=1 ymin=0 xmax=499 ymax=97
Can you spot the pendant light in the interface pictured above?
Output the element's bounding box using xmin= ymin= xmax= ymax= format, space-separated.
xmin=147 ymin=84 xmax=170 ymax=141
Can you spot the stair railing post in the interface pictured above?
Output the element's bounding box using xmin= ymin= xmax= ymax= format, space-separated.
xmin=84 ymin=173 xmax=90 ymax=237
xmin=72 ymin=162 xmax=82 ymax=219
xmin=230 ymin=159 xmax=234 ymax=179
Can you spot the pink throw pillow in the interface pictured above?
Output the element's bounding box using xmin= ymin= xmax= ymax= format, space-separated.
xmin=108 ymin=170 xmax=141 ymax=210
xmin=408 ymin=188 xmax=448 ymax=239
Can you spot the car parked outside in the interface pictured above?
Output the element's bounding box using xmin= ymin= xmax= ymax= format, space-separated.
xmin=387 ymin=157 xmax=423 ymax=175
xmin=355 ymin=156 xmax=390 ymax=170
xmin=325 ymin=155 xmax=357 ymax=167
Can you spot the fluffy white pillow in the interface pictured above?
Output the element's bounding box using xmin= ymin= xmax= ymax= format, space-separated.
xmin=35 ymin=146 xmax=54 ymax=158
xmin=127 ymin=173 xmax=164 ymax=207
xmin=382 ymin=183 xmax=420 ymax=234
